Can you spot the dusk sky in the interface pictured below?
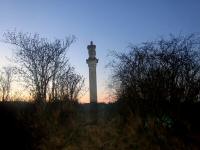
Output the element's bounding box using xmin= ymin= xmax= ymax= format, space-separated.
xmin=0 ymin=0 xmax=200 ymax=103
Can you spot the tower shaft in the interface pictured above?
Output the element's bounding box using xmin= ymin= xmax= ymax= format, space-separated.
xmin=88 ymin=60 xmax=98 ymax=102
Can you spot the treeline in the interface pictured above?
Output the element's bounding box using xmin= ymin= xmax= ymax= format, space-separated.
xmin=1 ymin=30 xmax=85 ymax=102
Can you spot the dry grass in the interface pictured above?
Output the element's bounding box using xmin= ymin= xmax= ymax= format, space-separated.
xmin=0 ymin=101 xmax=199 ymax=150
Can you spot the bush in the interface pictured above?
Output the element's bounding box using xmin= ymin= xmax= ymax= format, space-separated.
xmin=109 ymin=34 xmax=200 ymax=117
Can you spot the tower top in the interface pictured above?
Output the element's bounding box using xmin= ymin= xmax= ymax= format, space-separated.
xmin=87 ymin=41 xmax=96 ymax=50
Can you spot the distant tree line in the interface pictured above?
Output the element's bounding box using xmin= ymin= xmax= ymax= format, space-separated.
xmin=2 ymin=30 xmax=85 ymax=102
xmin=109 ymin=34 xmax=200 ymax=116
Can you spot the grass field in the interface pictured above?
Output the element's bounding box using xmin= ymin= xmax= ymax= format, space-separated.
xmin=0 ymin=101 xmax=199 ymax=150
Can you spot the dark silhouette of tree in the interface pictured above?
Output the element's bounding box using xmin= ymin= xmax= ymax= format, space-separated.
xmin=109 ymin=34 xmax=200 ymax=115
xmin=0 ymin=66 xmax=13 ymax=101
xmin=3 ymin=30 xmax=84 ymax=102
xmin=49 ymin=65 xmax=85 ymax=101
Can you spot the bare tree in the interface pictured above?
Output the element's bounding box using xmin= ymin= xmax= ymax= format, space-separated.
xmin=109 ymin=34 xmax=200 ymax=115
xmin=49 ymin=65 xmax=85 ymax=101
xmin=0 ymin=66 xmax=13 ymax=101
xmin=3 ymin=30 xmax=75 ymax=102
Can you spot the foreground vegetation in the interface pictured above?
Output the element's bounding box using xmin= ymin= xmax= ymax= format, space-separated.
xmin=0 ymin=101 xmax=200 ymax=150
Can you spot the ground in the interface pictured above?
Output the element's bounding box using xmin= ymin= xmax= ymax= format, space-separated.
xmin=0 ymin=101 xmax=199 ymax=150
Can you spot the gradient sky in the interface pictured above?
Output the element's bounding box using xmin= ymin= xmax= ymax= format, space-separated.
xmin=0 ymin=0 xmax=200 ymax=103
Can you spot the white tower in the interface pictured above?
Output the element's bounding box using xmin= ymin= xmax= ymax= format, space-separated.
xmin=86 ymin=41 xmax=98 ymax=103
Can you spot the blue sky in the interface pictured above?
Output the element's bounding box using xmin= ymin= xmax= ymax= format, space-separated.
xmin=0 ymin=0 xmax=200 ymax=102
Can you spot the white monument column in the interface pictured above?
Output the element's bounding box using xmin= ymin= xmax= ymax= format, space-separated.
xmin=86 ymin=41 xmax=98 ymax=103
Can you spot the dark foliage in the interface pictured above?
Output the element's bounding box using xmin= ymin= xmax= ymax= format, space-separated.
xmin=109 ymin=34 xmax=200 ymax=118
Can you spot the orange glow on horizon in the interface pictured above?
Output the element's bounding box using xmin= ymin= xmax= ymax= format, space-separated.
xmin=79 ymin=91 xmax=116 ymax=104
